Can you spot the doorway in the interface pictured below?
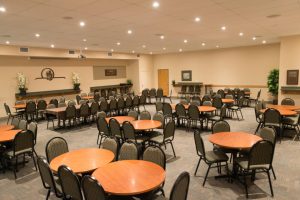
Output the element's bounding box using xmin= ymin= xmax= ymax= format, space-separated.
xmin=158 ymin=69 xmax=169 ymax=96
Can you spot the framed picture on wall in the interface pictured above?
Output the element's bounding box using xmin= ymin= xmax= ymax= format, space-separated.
xmin=105 ymin=69 xmax=117 ymax=76
xmin=286 ymin=70 xmax=299 ymax=85
xmin=181 ymin=70 xmax=192 ymax=81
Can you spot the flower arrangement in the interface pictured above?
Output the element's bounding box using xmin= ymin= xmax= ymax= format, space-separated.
xmin=72 ymin=72 xmax=80 ymax=90
xmin=17 ymin=73 xmax=27 ymax=95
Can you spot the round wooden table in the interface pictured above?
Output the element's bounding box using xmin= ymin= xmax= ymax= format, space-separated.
xmin=131 ymin=120 xmax=162 ymax=130
xmin=267 ymin=104 xmax=300 ymax=111
xmin=209 ymin=132 xmax=262 ymax=150
xmin=13 ymin=104 xmax=26 ymax=109
xmin=222 ymin=99 xmax=234 ymax=103
xmin=0 ymin=125 xmax=14 ymax=132
xmin=106 ymin=116 xmax=135 ymax=124
xmin=50 ymin=148 xmax=114 ymax=174
xmin=92 ymin=160 xmax=166 ymax=196
xmin=0 ymin=129 xmax=22 ymax=142
xmin=81 ymin=96 xmax=94 ymax=100
xmin=260 ymin=109 xmax=297 ymax=116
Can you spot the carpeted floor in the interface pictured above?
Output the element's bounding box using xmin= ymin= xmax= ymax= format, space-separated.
xmin=0 ymin=100 xmax=300 ymax=200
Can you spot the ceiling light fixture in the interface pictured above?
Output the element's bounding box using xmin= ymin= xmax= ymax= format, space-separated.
xmin=84 ymin=47 xmax=88 ymax=50
xmin=221 ymin=26 xmax=226 ymax=31
xmin=35 ymin=33 xmax=40 ymax=38
xmin=111 ymin=49 xmax=114 ymax=52
xmin=163 ymin=47 xmax=166 ymax=50
xmin=127 ymin=30 xmax=132 ymax=34
xmin=194 ymin=17 xmax=200 ymax=22
xmin=179 ymin=49 xmax=183 ymax=52
xmin=262 ymin=40 xmax=266 ymax=44
xmin=142 ymin=45 xmax=146 ymax=48
xmin=152 ymin=1 xmax=160 ymax=8
xmin=132 ymin=50 xmax=135 ymax=53
xmin=83 ymin=38 xmax=87 ymax=42
xmin=160 ymin=35 xmax=165 ymax=40
xmin=5 ymin=41 xmax=10 ymax=44
xmin=150 ymin=52 xmax=153 ymax=55
xmin=50 ymin=44 xmax=55 ymax=48
xmin=252 ymin=37 xmax=256 ymax=41
xmin=216 ymin=45 xmax=220 ymax=48
xmin=117 ymin=42 xmax=121 ymax=46
xmin=239 ymin=32 xmax=244 ymax=36
xmin=201 ymin=42 xmax=206 ymax=46
xmin=79 ymin=21 xmax=85 ymax=27
xmin=184 ymin=39 xmax=188 ymax=43
xmin=0 ymin=6 xmax=6 ymax=12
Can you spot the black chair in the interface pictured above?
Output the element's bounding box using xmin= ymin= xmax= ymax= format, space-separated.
xmin=175 ymin=103 xmax=188 ymax=129
xmin=58 ymin=165 xmax=83 ymax=200
xmin=49 ymin=99 xmax=58 ymax=108
xmin=37 ymin=99 xmax=47 ymax=119
xmin=263 ymin=108 xmax=282 ymax=142
xmin=4 ymin=103 xmax=23 ymax=124
xmin=156 ymin=88 xmax=164 ymax=102
xmin=125 ymin=96 xmax=133 ymax=113
xmin=64 ymin=105 xmax=77 ymax=127
xmin=81 ymin=175 xmax=107 ymax=200
xmin=118 ymin=142 xmax=139 ymax=160
xmin=37 ymin=156 xmax=63 ymax=199
xmin=109 ymin=98 xmax=118 ymax=116
xmin=99 ymin=100 xmax=109 ymax=113
xmin=162 ymin=103 xmax=175 ymax=124
xmin=78 ymin=103 xmax=90 ymax=125
xmin=90 ymin=102 xmax=99 ymax=121
xmin=3 ymin=130 xmax=37 ymax=179
xmin=76 ymin=95 xmax=81 ymax=105
xmin=123 ymin=121 xmax=149 ymax=146
xmin=281 ymin=98 xmax=295 ymax=105
xmin=45 ymin=137 xmax=69 ymax=163
xmin=117 ymin=97 xmax=125 ymax=115
xmin=132 ymin=95 xmax=140 ymax=112
xmin=109 ymin=118 xmax=123 ymax=142
xmin=101 ymin=137 xmax=118 ymax=161
xmin=187 ymin=104 xmax=203 ymax=131
xmin=97 ymin=117 xmax=110 ymax=146
xmin=139 ymin=95 xmax=147 ymax=111
xmin=149 ymin=88 xmax=157 ymax=103
xmin=25 ymin=101 xmax=37 ymax=121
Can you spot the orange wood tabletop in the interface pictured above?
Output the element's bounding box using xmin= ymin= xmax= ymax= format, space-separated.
xmin=13 ymin=104 xmax=26 ymax=109
xmin=106 ymin=116 xmax=135 ymax=124
xmin=81 ymin=96 xmax=94 ymax=100
xmin=50 ymin=148 xmax=114 ymax=174
xmin=209 ymin=132 xmax=262 ymax=149
xmin=0 ymin=125 xmax=14 ymax=132
xmin=260 ymin=109 xmax=297 ymax=116
xmin=131 ymin=120 xmax=162 ymax=130
xmin=222 ymin=99 xmax=234 ymax=103
xmin=46 ymin=105 xmax=82 ymax=114
xmin=266 ymin=104 xmax=300 ymax=111
xmin=171 ymin=104 xmax=216 ymax=112
xmin=92 ymin=160 xmax=166 ymax=196
xmin=0 ymin=129 xmax=22 ymax=142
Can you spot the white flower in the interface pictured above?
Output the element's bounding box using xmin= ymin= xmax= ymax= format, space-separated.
xmin=72 ymin=72 xmax=80 ymax=84
xmin=17 ymin=72 xmax=26 ymax=89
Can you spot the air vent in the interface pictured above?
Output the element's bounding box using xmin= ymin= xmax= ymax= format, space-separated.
xmin=69 ymin=50 xmax=76 ymax=54
xmin=108 ymin=52 xmax=112 ymax=56
xmin=20 ymin=47 xmax=29 ymax=53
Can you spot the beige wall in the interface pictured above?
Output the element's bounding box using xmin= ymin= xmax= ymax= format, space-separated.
xmin=152 ymin=44 xmax=280 ymax=99
xmin=279 ymin=35 xmax=300 ymax=104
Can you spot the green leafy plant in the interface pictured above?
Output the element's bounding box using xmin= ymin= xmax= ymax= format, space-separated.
xmin=267 ymin=69 xmax=279 ymax=96
xmin=127 ymin=79 xmax=132 ymax=85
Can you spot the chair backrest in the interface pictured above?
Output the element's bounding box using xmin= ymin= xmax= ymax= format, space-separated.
xmin=248 ymin=140 xmax=274 ymax=170
xmin=118 ymin=142 xmax=138 ymax=160
xmin=212 ymin=120 xmax=230 ymax=133
xmin=169 ymin=171 xmax=190 ymax=200
xmin=80 ymin=103 xmax=90 ymax=116
xmin=257 ymin=89 xmax=261 ymax=100
xmin=163 ymin=120 xmax=175 ymax=140
xmin=225 ymin=95 xmax=233 ymax=99
xmin=28 ymin=122 xmax=38 ymax=144
xmin=99 ymin=100 xmax=108 ymax=112
xmin=180 ymin=99 xmax=188 ymax=105
xmin=188 ymin=105 xmax=200 ymax=120
xmin=109 ymin=118 xmax=122 ymax=138
xmin=97 ymin=117 xmax=109 ymax=135
xmin=220 ymin=104 xmax=227 ymax=119
xmin=26 ymin=101 xmax=36 ymax=113
xmin=109 ymin=99 xmax=117 ymax=110
xmin=125 ymin=96 xmax=133 ymax=108
xmin=132 ymin=95 xmax=140 ymax=106
xmin=59 ymin=97 xmax=65 ymax=103
xmin=143 ymin=145 xmax=166 ymax=169
xmin=157 ymin=88 xmax=163 ymax=98
xmin=49 ymin=99 xmax=58 ymax=107
xmin=139 ymin=94 xmax=147 ymax=105
xmin=258 ymin=127 xmax=276 ymax=144
xmin=45 ymin=137 xmax=69 ymax=163
xmin=128 ymin=110 xmax=138 ymax=120
xmin=281 ymin=98 xmax=295 ymax=106
xmin=79 ymin=100 xmax=87 ymax=105
xmin=117 ymin=97 xmax=125 ymax=109
xmin=202 ymin=95 xmax=211 ymax=102
xmin=140 ymin=110 xmax=151 ymax=120
xmin=58 ymin=165 xmax=83 ymax=200
xmin=156 ymin=102 xmax=163 ymax=112
xmin=97 ymin=111 xmax=106 ymax=119
xmin=37 ymin=156 xmax=61 ymax=197
xmin=4 ymin=103 xmax=11 ymax=115
xmin=11 ymin=118 xmax=20 ymax=128
xmin=217 ymin=89 xmax=225 ymax=98
xmin=202 ymin=101 xmax=212 ymax=106
xmin=162 ymin=103 xmax=173 ymax=116
xmin=65 ymin=105 xmax=76 ymax=118
xmin=37 ymin=99 xmax=47 ymax=110
xmin=94 ymin=93 xmax=100 ymax=102
xmin=122 ymin=121 xmax=136 ymax=141
xmin=149 ymin=88 xmax=157 ymax=97
xmin=81 ymin=93 xmax=87 ymax=97
xmin=190 ymin=100 xmax=200 ymax=106
xmin=58 ymin=102 xmax=67 ymax=108
xmin=81 ymin=175 xmax=106 ymax=200
xmin=264 ymin=108 xmax=281 ymax=125
xmin=76 ymin=95 xmax=81 ymax=104
xmin=142 ymin=89 xmax=149 ymax=96
xmin=18 ymin=119 xmax=27 ymax=130
xmin=101 ymin=137 xmax=118 ymax=161
xmin=152 ymin=112 xmax=164 ymax=129
xmin=212 ymin=97 xmax=222 ymax=109
xmin=193 ymin=130 xmax=205 ymax=157
xmin=13 ymin=130 xmax=34 ymax=156
xmin=175 ymin=103 xmax=187 ymax=117
xmin=90 ymin=102 xmax=99 ymax=115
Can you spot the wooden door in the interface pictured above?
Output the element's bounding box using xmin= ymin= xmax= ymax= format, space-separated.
xmin=158 ymin=69 xmax=169 ymax=96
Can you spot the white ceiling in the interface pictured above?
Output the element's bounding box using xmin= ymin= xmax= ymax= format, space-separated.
xmin=1 ymin=0 xmax=300 ymax=54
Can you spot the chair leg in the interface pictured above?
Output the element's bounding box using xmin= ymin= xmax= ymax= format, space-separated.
xmin=239 ymin=109 xmax=244 ymax=120
xmin=243 ymin=171 xmax=248 ymax=198
xmin=255 ymin=122 xmax=261 ymax=133
xmin=271 ymin=166 xmax=277 ymax=180
xmin=46 ymin=189 xmax=51 ymax=200
xmin=32 ymin=153 xmax=37 ymax=170
xmin=170 ymin=142 xmax=176 ymax=157
xmin=194 ymin=157 xmax=202 ymax=175
xmin=203 ymin=164 xmax=211 ymax=186
xmin=267 ymin=171 xmax=274 ymax=197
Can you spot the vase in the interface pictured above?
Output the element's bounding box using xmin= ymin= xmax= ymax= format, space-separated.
xmin=19 ymin=88 xmax=26 ymax=96
xmin=74 ymin=84 xmax=80 ymax=91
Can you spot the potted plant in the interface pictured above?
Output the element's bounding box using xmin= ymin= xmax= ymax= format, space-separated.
xmin=267 ymin=69 xmax=279 ymax=104
xmin=17 ymin=72 xmax=27 ymax=95
xmin=127 ymin=79 xmax=132 ymax=85
xmin=72 ymin=72 xmax=80 ymax=90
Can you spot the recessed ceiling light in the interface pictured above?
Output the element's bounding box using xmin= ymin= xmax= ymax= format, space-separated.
xmin=84 ymin=47 xmax=88 ymax=50
xmin=117 ymin=42 xmax=121 ymax=46
xmin=152 ymin=1 xmax=160 ymax=8
xmin=194 ymin=17 xmax=200 ymax=22
xmin=163 ymin=47 xmax=166 ymax=50
xmin=252 ymin=37 xmax=256 ymax=41
xmin=0 ymin=6 xmax=6 ymax=12
xmin=5 ymin=41 xmax=10 ymax=44
xmin=132 ymin=50 xmax=135 ymax=53
xmin=35 ymin=33 xmax=40 ymax=38
xmin=111 ymin=49 xmax=114 ymax=52
xmin=179 ymin=49 xmax=183 ymax=52
xmin=216 ymin=45 xmax=220 ymax=48
xmin=201 ymin=42 xmax=206 ymax=46
xmin=184 ymin=39 xmax=188 ymax=43
xmin=150 ymin=52 xmax=153 ymax=55
xmin=221 ymin=26 xmax=226 ymax=31
xmin=262 ymin=40 xmax=266 ymax=44
xmin=160 ymin=35 xmax=165 ymax=40
xmin=239 ymin=32 xmax=244 ymax=36
xmin=127 ymin=30 xmax=132 ymax=34
xmin=83 ymin=38 xmax=87 ymax=42
xmin=79 ymin=21 xmax=85 ymax=27
xmin=142 ymin=45 xmax=146 ymax=48
xmin=50 ymin=44 xmax=55 ymax=48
